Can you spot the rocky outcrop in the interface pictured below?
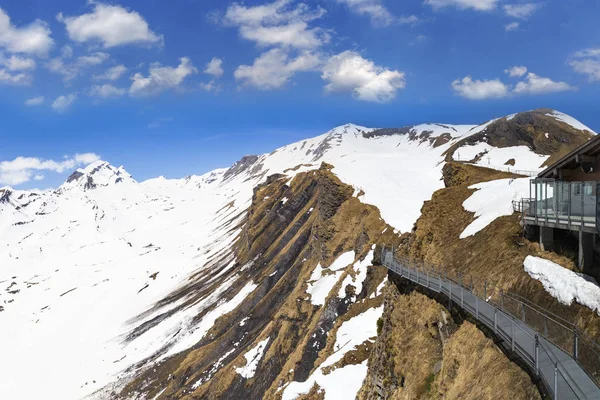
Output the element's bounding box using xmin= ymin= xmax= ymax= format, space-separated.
xmin=223 ymin=155 xmax=261 ymax=180
xmin=116 ymin=163 xmax=392 ymax=399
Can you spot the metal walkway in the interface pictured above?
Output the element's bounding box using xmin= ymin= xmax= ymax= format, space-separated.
xmin=382 ymin=250 xmax=600 ymax=400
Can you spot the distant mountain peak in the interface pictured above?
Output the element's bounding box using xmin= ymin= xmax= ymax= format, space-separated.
xmin=60 ymin=160 xmax=135 ymax=191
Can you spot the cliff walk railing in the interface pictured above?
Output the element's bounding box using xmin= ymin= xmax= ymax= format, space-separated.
xmin=452 ymin=157 xmax=539 ymax=177
xmin=381 ymin=249 xmax=600 ymax=400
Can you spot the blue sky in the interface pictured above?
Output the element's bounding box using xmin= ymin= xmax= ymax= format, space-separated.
xmin=1 ymin=0 xmax=600 ymax=188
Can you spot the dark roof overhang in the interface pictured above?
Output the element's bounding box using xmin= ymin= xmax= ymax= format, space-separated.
xmin=538 ymin=134 xmax=600 ymax=178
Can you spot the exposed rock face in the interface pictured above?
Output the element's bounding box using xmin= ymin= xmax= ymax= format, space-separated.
xmin=116 ymin=164 xmax=393 ymax=399
xmin=223 ymin=155 xmax=261 ymax=180
xmin=0 ymin=188 xmax=11 ymax=204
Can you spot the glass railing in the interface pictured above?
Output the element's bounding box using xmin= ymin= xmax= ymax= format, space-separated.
xmin=529 ymin=179 xmax=597 ymax=220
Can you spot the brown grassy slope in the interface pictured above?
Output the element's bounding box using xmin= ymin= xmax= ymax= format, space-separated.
xmin=398 ymin=162 xmax=600 ymax=352
xmin=437 ymin=322 xmax=540 ymax=400
xmin=118 ymin=164 xmax=394 ymax=400
xmin=357 ymin=279 xmax=540 ymax=400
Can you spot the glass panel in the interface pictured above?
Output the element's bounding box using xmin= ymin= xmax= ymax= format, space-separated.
xmin=583 ymin=182 xmax=596 ymax=219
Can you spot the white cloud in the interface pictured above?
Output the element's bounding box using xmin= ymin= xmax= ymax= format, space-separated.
xmin=335 ymin=0 xmax=394 ymax=26
xmin=322 ymin=51 xmax=406 ymax=102
xmin=239 ymin=21 xmax=329 ymax=50
xmin=410 ymin=34 xmax=429 ymax=46
xmin=57 ymin=2 xmax=162 ymax=48
xmin=0 ymin=8 xmax=53 ymax=56
xmin=0 ymin=69 xmax=31 ymax=85
xmin=505 ymin=65 xmax=527 ymax=77
xmin=573 ymin=48 xmax=600 ymax=58
xmin=569 ymin=48 xmax=600 ymax=82
xmin=0 ymin=153 xmax=100 ymax=186
xmin=201 ymin=80 xmax=222 ymax=93
xmin=453 ymin=70 xmax=574 ymax=99
xmin=77 ymin=52 xmax=111 ymax=67
xmin=504 ymin=22 xmax=520 ymax=31
xmin=452 ymin=76 xmax=509 ymax=99
xmin=51 ymin=93 xmax=77 ymax=113
xmin=25 ymin=96 xmax=44 ymax=106
xmin=129 ymin=57 xmax=198 ymax=97
xmin=224 ymin=0 xmax=329 ymax=49
xmin=513 ymin=72 xmax=575 ymax=94
xmin=570 ymin=59 xmax=600 ymax=82
xmin=94 ymin=64 xmax=128 ymax=81
xmin=2 ymin=55 xmax=36 ymax=71
xmin=74 ymin=153 xmax=101 ymax=164
xmin=204 ymin=57 xmax=224 ymax=78
xmin=503 ymin=3 xmax=540 ymax=19
xmin=90 ymin=84 xmax=126 ymax=98
xmin=235 ymin=48 xmax=321 ymax=90
xmin=425 ymin=0 xmax=498 ymax=11
xmin=34 ymin=174 xmax=44 ymax=181
xmin=47 ymin=52 xmax=110 ymax=82
xmin=398 ymin=15 xmax=422 ymax=25
xmin=61 ymin=45 xmax=73 ymax=59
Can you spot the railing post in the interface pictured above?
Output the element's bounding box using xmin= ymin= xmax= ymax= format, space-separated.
xmin=475 ymin=296 xmax=479 ymax=320
xmin=535 ymin=335 xmax=539 ymax=376
xmin=426 ymin=270 xmax=430 ymax=288
xmin=416 ymin=267 xmax=419 ymax=284
xmin=460 ymin=286 xmax=464 ymax=308
xmin=554 ymin=362 xmax=558 ymax=400
xmin=521 ymin=303 xmax=525 ymax=322
xmin=500 ymin=289 xmax=504 ymax=310
xmin=494 ymin=309 xmax=497 ymax=333
xmin=511 ymin=318 xmax=515 ymax=352
xmin=573 ymin=330 xmax=579 ymax=360
xmin=484 ymin=281 xmax=487 ymax=301
xmin=449 ymin=279 xmax=453 ymax=310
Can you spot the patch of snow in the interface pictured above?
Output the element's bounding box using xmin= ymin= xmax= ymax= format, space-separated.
xmin=162 ymin=281 xmax=258 ymax=358
xmin=454 ymin=143 xmax=548 ymax=173
xmin=506 ymin=113 xmax=517 ymax=121
xmin=329 ymin=251 xmax=355 ymax=271
xmin=307 ymin=264 xmax=342 ymax=306
xmin=547 ymin=111 xmax=596 ymax=134
xmin=239 ymin=317 xmax=249 ymax=326
xmin=374 ymin=278 xmax=387 ymax=297
xmin=353 ymin=249 xmax=373 ymax=295
xmin=235 ymin=337 xmax=270 ymax=379
xmin=151 ymin=388 xmax=167 ymax=400
xmin=193 ymin=348 xmax=236 ymax=388
xmin=338 ymin=274 xmax=355 ymax=298
xmin=282 ymin=306 xmax=383 ymax=400
xmin=524 ymin=256 xmax=600 ymax=315
xmin=460 ymin=178 xmax=530 ymax=238
xmin=545 ymin=133 xmax=549 ymax=139
xmin=281 ymin=197 xmax=288 ymax=205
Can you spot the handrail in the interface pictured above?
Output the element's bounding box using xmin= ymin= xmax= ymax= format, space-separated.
xmin=381 ymin=248 xmax=600 ymax=399
xmin=452 ymin=157 xmax=539 ymax=177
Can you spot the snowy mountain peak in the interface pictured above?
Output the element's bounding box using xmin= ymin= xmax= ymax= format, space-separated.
xmin=60 ymin=160 xmax=136 ymax=191
xmin=328 ymin=123 xmax=371 ymax=136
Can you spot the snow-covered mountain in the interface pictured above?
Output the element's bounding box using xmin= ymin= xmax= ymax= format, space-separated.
xmin=0 ymin=109 xmax=594 ymax=400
